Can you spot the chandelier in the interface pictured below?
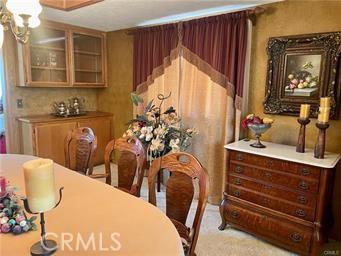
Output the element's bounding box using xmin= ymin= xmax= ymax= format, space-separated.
xmin=0 ymin=0 xmax=42 ymax=47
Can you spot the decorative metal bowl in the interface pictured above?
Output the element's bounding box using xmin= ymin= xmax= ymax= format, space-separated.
xmin=247 ymin=123 xmax=271 ymax=148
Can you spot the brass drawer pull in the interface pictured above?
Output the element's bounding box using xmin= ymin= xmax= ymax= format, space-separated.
xmin=236 ymin=153 xmax=244 ymax=161
xmin=235 ymin=166 xmax=243 ymax=173
xmin=231 ymin=210 xmax=240 ymax=219
xmin=301 ymin=168 xmax=310 ymax=176
xmin=233 ymin=190 xmax=241 ymax=197
xmin=264 ymin=172 xmax=272 ymax=178
xmin=263 ymin=185 xmax=272 ymax=190
xmin=234 ymin=178 xmax=242 ymax=185
xmin=267 ymin=160 xmax=274 ymax=167
xmin=290 ymin=233 xmax=302 ymax=243
xmin=296 ymin=209 xmax=306 ymax=217
xmin=298 ymin=181 xmax=309 ymax=190
xmin=297 ymin=196 xmax=307 ymax=205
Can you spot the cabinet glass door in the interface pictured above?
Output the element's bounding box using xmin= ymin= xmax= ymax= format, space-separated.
xmin=29 ymin=26 xmax=68 ymax=85
xmin=72 ymin=33 xmax=104 ymax=85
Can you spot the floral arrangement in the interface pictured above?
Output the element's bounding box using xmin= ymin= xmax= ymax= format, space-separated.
xmin=0 ymin=178 xmax=37 ymax=235
xmin=124 ymin=93 xmax=197 ymax=159
xmin=285 ymin=61 xmax=318 ymax=91
xmin=241 ymin=114 xmax=274 ymax=129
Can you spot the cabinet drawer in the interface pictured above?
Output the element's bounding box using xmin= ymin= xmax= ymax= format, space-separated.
xmin=228 ymin=185 xmax=315 ymax=221
xmin=229 ymin=163 xmax=319 ymax=194
xmin=230 ymin=151 xmax=320 ymax=180
xmin=228 ymin=175 xmax=317 ymax=208
xmin=224 ymin=202 xmax=312 ymax=254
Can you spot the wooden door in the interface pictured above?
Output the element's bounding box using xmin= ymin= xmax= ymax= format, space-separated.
xmin=34 ymin=122 xmax=77 ymax=165
xmin=78 ymin=117 xmax=112 ymax=165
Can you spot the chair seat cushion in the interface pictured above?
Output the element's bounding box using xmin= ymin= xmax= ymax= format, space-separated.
xmin=170 ymin=218 xmax=191 ymax=252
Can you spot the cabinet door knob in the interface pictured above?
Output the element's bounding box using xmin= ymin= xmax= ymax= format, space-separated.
xmin=235 ymin=166 xmax=243 ymax=173
xmin=236 ymin=153 xmax=244 ymax=161
xmin=234 ymin=178 xmax=242 ymax=185
xmin=296 ymin=209 xmax=306 ymax=217
xmin=231 ymin=210 xmax=240 ymax=219
xmin=233 ymin=190 xmax=241 ymax=197
xmin=298 ymin=181 xmax=309 ymax=190
xmin=290 ymin=233 xmax=302 ymax=243
xmin=297 ymin=196 xmax=307 ymax=205
xmin=301 ymin=168 xmax=310 ymax=176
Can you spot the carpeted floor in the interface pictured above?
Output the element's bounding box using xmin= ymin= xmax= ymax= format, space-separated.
xmin=93 ymin=165 xmax=339 ymax=256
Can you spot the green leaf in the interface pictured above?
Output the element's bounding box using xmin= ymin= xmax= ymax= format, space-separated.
xmin=144 ymin=100 xmax=154 ymax=113
xmin=29 ymin=216 xmax=37 ymax=222
xmin=131 ymin=93 xmax=143 ymax=106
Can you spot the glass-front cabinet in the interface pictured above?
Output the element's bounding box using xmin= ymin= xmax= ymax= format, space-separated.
xmin=72 ymin=33 xmax=105 ymax=86
xmin=26 ymin=25 xmax=69 ymax=86
xmin=21 ymin=21 xmax=107 ymax=87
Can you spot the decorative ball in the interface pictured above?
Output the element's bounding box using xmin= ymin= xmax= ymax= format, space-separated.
xmin=2 ymin=198 xmax=10 ymax=207
xmin=0 ymin=203 xmax=4 ymax=210
xmin=0 ymin=216 xmax=9 ymax=225
xmin=12 ymin=225 xmax=22 ymax=235
xmin=3 ymin=208 xmax=12 ymax=216
xmin=19 ymin=220 xmax=27 ymax=227
xmin=1 ymin=223 xmax=10 ymax=233
xmin=15 ymin=215 xmax=25 ymax=223
xmin=22 ymin=224 xmax=30 ymax=232
xmin=8 ymin=219 xmax=16 ymax=226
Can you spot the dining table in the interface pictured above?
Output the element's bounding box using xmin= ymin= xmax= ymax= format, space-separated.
xmin=0 ymin=154 xmax=184 ymax=256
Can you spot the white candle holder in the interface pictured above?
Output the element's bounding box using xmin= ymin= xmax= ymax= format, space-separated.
xmin=22 ymin=187 xmax=64 ymax=256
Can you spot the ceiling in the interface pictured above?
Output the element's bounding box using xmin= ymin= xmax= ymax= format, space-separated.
xmin=40 ymin=0 xmax=280 ymax=32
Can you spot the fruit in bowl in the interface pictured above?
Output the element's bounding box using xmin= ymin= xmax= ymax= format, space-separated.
xmin=241 ymin=114 xmax=274 ymax=148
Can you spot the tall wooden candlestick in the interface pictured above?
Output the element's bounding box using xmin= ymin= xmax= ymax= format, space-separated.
xmin=314 ymin=122 xmax=329 ymax=159
xmin=296 ymin=118 xmax=310 ymax=153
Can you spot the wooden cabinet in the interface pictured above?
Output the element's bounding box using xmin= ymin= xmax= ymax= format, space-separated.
xmin=20 ymin=20 xmax=107 ymax=88
xmin=18 ymin=111 xmax=113 ymax=166
xmin=220 ymin=140 xmax=340 ymax=256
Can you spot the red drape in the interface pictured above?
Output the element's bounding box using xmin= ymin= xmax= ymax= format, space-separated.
xmin=182 ymin=12 xmax=248 ymax=99
xmin=133 ymin=11 xmax=248 ymax=103
xmin=133 ymin=24 xmax=178 ymax=91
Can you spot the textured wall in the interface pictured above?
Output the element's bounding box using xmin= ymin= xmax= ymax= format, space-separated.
xmin=97 ymin=30 xmax=134 ymax=140
xmin=250 ymin=0 xmax=341 ymax=239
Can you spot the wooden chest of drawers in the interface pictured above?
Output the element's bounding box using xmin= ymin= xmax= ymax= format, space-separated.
xmin=219 ymin=140 xmax=340 ymax=255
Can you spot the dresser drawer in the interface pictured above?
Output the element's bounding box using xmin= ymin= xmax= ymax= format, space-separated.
xmin=230 ymin=151 xmax=321 ymax=180
xmin=224 ymin=202 xmax=312 ymax=254
xmin=229 ymin=163 xmax=319 ymax=194
xmin=228 ymin=184 xmax=315 ymax=221
xmin=228 ymin=175 xmax=317 ymax=208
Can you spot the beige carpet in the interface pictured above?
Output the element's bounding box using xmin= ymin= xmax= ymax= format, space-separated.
xmin=93 ymin=165 xmax=339 ymax=256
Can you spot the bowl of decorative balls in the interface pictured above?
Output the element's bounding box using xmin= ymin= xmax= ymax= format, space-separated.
xmin=242 ymin=114 xmax=274 ymax=148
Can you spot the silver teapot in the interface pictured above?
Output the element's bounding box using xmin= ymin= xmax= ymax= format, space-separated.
xmin=53 ymin=101 xmax=67 ymax=115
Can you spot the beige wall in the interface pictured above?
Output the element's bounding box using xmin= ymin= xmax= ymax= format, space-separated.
xmin=2 ymin=34 xmax=98 ymax=153
xmin=250 ymin=0 xmax=341 ymax=239
xmin=97 ymin=30 xmax=134 ymax=140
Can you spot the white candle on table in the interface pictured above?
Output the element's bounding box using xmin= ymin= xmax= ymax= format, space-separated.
xmin=23 ymin=159 xmax=56 ymax=213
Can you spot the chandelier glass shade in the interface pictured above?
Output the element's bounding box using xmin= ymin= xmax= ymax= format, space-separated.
xmin=0 ymin=0 xmax=42 ymax=47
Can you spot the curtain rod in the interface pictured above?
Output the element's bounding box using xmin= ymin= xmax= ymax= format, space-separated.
xmin=126 ymin=6 xmax=265 ymax=35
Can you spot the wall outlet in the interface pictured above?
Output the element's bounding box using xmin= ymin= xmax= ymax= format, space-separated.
xmin=17 ymin=99 xmax=23 ymax=109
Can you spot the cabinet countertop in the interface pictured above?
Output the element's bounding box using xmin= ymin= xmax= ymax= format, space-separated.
xmin=17 ymin=111 xmax=113 ymax=123
xmin=225 ymin=139 xmax=341 ymax=169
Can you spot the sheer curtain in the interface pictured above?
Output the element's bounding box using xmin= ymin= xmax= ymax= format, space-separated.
xmin=133 ymin=12 xmax=250 ymax=203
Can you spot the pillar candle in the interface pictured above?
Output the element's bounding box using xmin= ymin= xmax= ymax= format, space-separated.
xmin=23 ymin=159 xmax=56 ymax=213
xmin=0 ymin=176 xmax=6 ymax=197
xmin=299 ymin=104 xmax=310 ymax=119
xmin=320 ymin=97 xmax=331 ymax=108
xmin=317 ymin=107 xmax=331 ymax=123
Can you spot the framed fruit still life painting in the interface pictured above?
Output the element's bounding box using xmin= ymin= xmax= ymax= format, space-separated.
xmin=263 ymin=32 xmax=341 ymax=119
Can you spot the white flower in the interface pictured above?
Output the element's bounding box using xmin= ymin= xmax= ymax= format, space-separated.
xmin=150 ymin=137 xmax=165 ymax=152
xmin=153 ymin=124 xmax=168 ymax=137
xmin=139 ymin=126 xmax=154 ymax=141
xmin=123 ymin=129 xmax=134 ymax=138
xmin=170 ymin=138 xmax=180 ymax=152
xmin=163 ymin=112 xmax=179 ymax=125
xmin=186 ymin=127 xmax=198 ymax=135
xmin=132 ymin=123 xmax=140 ymax=132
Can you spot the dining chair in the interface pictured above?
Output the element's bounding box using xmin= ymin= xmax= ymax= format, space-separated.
xmin=104 ymin=136 xmax=145 ymax=196
xmin=148 ymin=152 xmax=209 ymax=256
xmin=64 ymin=127 xmax=103 ymax=181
